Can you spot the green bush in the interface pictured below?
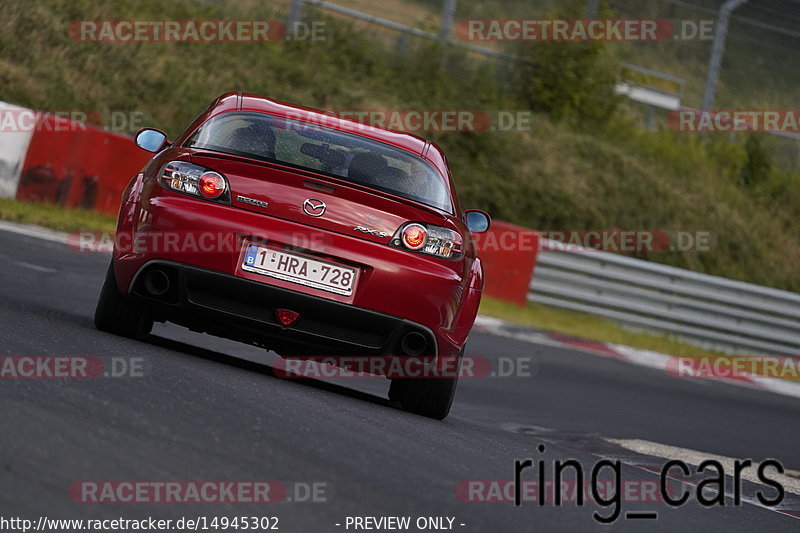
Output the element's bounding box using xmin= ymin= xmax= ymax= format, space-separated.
xmin=512 ymin=39 xmax=621 ymax=126
xmin=510 ymin=2 xmax=622 ymax=127
xmin=740 ymin=135 xmax=772 ymax=187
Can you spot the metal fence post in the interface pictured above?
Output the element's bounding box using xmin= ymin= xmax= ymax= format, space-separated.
xmin=287 ymin=0 xmax=304 ymax=39
xmin=439 ymin=0 xmax=457 ymax=42
xmin=587 ymin=0 xmax=600 ymax=18
xmin=438 ymin=0 xmax=457 ymax=64
xmin=701 ymin=0 xmax=748 ymax=110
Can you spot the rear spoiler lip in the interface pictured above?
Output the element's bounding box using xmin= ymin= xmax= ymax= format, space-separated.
xmin=188 ymin=149 xmax=455 ymax=221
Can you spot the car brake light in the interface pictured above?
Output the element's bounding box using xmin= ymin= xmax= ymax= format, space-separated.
xmin=160 ymin=161 xmax=230 ymax=204
xmin=198 ymin=172 xmax=225 ymax=199
xmin=391 ymin=223 xmax=463 ymax=260
xmin=276 ymin=308 xmax=300 ymax=326
xmin=402 ymin=224 xmax=427 ymax=250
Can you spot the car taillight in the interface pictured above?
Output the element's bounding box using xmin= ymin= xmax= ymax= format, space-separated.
xmin=402 ymin=224 xmax=427 ymax=250
xmin=198 ymin=172 xmax=225 ymax=199
xmin=391 ymin=223 xmax=463 ymax=260
xmin=160 ymin=161 xmax=230 ymax=204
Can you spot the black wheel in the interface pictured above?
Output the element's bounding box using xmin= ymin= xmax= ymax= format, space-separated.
xmin=94 ymin=261 xmax=152 ymax=339
xmin=388 ymin=347 xmax=463 ymax=420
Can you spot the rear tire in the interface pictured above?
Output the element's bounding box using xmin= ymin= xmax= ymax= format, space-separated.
xmin=94 ymin=261 xmax=152 ymax=338
xmin=388 ymin=347 xmax=462 ymax=420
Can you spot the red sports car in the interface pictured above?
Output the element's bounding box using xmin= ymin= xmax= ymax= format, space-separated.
xmin=94 ymin=92 xmax=490 ymax=419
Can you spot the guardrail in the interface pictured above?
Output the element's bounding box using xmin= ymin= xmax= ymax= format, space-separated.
xmin=292 ymin=0 xmax=521 ymax=62
xmin=530 ymin=239 xmax=800 ymax=356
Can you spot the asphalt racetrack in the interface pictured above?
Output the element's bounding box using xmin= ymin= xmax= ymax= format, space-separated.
xmin=1 ymin=224 xmax=798 ymax=532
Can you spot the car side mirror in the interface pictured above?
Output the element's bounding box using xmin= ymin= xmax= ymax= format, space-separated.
xmin=465 ymin=210 xmax=490 ymax=233
xmin=135 ymin=128 xmax=169 ymax=152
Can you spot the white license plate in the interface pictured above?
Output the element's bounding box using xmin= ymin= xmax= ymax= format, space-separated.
xmin=241 ymin=244 xmax=358 ymax=296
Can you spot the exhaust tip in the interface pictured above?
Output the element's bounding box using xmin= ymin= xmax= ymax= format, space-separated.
xmin=401 ymin=331 xmax=428 ymax=357
xmin=143 ymin=269 xmax=170 ymax=297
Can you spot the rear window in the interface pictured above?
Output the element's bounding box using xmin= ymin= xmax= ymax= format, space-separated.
xmin=185 ymin=111 xmax=453 ymax=213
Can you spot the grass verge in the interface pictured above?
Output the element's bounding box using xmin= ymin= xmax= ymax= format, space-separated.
xmin=0 ymin=198 xmax=116 ymax=233
xmin=478 ymin=296 xmax=800 ymax=383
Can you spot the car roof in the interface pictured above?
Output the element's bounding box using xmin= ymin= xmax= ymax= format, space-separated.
xmin=173 ymin=92 xmax=460 ymax=214
xmin=202 ymin=92 xmax=449 ymax=173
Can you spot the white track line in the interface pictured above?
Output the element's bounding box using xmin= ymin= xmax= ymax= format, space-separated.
xmin=608 ymin=438 xmax=800 ymax=496
xmin=0 ymin=219 xmax=68 ymax=244
xmin=475 ymin=315 xmax=800 ymax=401
xmin=608 ymin=438 xmax=800 ymax=520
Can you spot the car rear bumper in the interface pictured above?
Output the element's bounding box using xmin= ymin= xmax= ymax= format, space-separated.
xmin=128 ymin=260 xmax=438 ymax=357
xmin=115 ymin=188 xmax=482 ymax=355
